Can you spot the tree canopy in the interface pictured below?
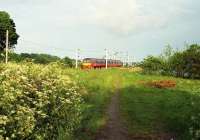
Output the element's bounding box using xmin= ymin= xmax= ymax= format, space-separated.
xmin=0 ymin=11 xmax=19 ymax=51
xmin=140 ymin=55 xmax=164 ymax=74
xmin=140 ymin=44 xmax=200 ymax=79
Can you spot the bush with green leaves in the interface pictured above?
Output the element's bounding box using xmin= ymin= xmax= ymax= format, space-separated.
xmin=0 ymin=62 xmax=83 ymax=140
xmin=141 ymin=44 xmax=200 ymax=79
xmin=140 ymin=55 xmax=164 ymax=74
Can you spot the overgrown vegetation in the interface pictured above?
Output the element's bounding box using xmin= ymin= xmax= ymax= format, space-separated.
xmin=0 ymin=64 xmax=199 ymax=140
xmin=0 ymin=64 xmax=118 ymax=140
xmin=0 ymin=63 xmax=82 ymax=139
xmin=140 ymin=44 xmax=200 ymax=79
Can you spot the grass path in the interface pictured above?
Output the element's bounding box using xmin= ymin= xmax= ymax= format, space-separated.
xmin=96 ymin=76 xmax=128 ymax=140
xmin=95 ymin=73 xmax=174 ymax=140
xmin=95 ymin=83 xmax=129 ymax=140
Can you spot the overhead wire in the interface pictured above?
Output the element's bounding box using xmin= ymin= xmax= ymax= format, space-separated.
xmin=17 ymin=38 xmax=129 ymax=62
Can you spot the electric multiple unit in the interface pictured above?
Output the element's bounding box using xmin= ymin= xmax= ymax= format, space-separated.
xmin=82 ymin=58 xmax=123 ymax=69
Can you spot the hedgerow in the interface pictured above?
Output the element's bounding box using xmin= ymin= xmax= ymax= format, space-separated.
xmin=0 ymin=62 xmax=83 ymax=140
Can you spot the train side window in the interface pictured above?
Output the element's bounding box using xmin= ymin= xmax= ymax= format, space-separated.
xmin=97 ymin=60 xmax=102 ymax=64
xmin=117 ymin=61 xmax=119 ymax=64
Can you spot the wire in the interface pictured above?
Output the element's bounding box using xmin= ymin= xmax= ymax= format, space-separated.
xmin=18 ymin=38 xmax=129 ymax=61
xmin=20 ymin=39 xmax=75 ymax=52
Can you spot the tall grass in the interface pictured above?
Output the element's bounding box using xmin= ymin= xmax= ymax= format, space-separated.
xmin=68 ymin=69 xmax=119 ymax=140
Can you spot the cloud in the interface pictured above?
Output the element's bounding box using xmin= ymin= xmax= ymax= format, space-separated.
xmin=63 ymin=0 xmax=190 ymax=34
xmin=1 ymin=0 xmax=195 ymax=35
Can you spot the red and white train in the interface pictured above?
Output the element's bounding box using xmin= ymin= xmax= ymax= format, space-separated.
xmin=82 ymin=58 xmax=123 ymax=69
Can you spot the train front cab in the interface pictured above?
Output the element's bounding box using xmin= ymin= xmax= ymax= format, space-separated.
xmin=82 ymin=59 xmax=93 ymax=69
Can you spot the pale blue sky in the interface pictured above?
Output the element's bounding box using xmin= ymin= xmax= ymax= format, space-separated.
xmin=0 ymin=0 xmax=200 ymax=61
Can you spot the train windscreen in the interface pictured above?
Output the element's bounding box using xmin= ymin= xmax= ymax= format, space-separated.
xmin=83 ymin=59 xmax=92 ymax=63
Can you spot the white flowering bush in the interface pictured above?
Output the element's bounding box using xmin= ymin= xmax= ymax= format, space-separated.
xmin=0 ymin=62 xmax=83 ymax=139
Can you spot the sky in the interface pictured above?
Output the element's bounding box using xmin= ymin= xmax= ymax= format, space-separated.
xmin=0 ymin=0 xmax=200 ymax=61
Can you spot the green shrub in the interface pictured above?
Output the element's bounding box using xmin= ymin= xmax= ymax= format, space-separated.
xmin=140 ymin=44 xmax=200 ymax=79
xmin=140 ymin=55 xmax=164 ymax=74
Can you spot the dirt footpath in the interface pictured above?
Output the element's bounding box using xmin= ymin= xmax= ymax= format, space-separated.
xmin=96 ymin=87 xmax=130 ymax=140
xmin=95 ymin=79 xmax=174 ymax=140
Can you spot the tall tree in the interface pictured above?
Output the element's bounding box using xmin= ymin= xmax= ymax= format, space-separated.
xmin=0 ymin=11 xmax=19 ymax=51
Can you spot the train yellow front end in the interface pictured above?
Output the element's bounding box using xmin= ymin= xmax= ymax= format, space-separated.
xmin=82 ymin=62 xmax=92 ymax=69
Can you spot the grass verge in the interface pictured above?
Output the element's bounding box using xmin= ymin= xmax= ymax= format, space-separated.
xmin=120 ymin=71 xmax=200 ymax=140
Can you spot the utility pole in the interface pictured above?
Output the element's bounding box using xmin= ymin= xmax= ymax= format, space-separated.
xmin=126 ymin=52 xmax=129 ymax=67
xmin=120 ymin=51 xmax=125 ymax=67
xmin=114 ymin=51 xmax=118 ymax=60
xmin=119 ymin=51 xmax=123 ymax=62
xmin=5 ymin=30 xmax=9 ymax=64
xmin=105 ymin=49 xmax=108 ymax=69
xmin=113 ymin=51 xmax=116 ymax=60
xmin=76 ymin=49 xmax=80 ymax=69
xmin=131 ymin=56 xmax=134 ymax=67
